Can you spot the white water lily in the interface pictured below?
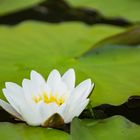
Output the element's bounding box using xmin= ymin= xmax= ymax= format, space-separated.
xmin=0 ymin=69 xmax=94 ymax=126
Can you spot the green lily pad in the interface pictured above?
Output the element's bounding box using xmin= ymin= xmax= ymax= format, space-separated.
xmin=0 ymin=122 xmax=69 ymax=140
xmin=76 ymin=44 xmax=140 ymax=107
xmin=71 ymin=116 xmax=140 ymax=140
xmin=0 ymin=21 xmax=124 ymax=100
xmin=67 ymin=0 xmax=140 ymax=22
xmin=0 ymin=21 xmax=140 ymax=107
xmin=91 ymin=26 xmax=140 ymax=50
xmin=0 ymin=0 xmax=43 ymax=15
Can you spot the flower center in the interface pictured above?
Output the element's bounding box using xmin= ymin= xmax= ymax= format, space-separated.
xmin=33 ymin=92 xmax=65 ymax=106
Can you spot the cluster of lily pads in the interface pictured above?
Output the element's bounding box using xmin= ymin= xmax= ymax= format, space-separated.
xmin=0 ymin=0 xmax=140 ymax=140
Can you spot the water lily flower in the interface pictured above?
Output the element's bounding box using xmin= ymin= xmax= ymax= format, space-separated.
xmin=0 ymin=69 xmax=94 ymax=127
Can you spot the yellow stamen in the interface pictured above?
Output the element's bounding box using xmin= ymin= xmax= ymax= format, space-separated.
xmin=33 ymin=95 xmax=42 ymax=103
xmin=33 ymin=92 xmax=65 ymax=106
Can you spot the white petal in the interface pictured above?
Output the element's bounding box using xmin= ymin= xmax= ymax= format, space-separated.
xmin=82 ymin=83 xmax=94 ymax=100
xmin=22 ymin=79 xmax=35 ymax=103
xmin=3 ymin=82 xmax=25 ymax=113
xmin=3 ymin=89 xmax=20 ymax=113
xmin=38 ymin=102 xmax=59 ymax=125
xmin=74 ymin=79 xmax=92 ymax=97
xmin=59 ymin=79 xmax=93 ymax=123
xmin=4 ymin=82 xmax=41 ymax=125
xmin=64 ymin=99 xmax=89 ymax=123
xmin=2 ymin=82 xmax=24 ymax=114
xmin=31 ymin=71 xmax=47 ymax=96
xmin=47 ymin=69 xmax=61 ymax=88
xmin=57 ymin=103 xmax=67 ymax=119
xmin=18 ymin=100 xmax=42 ymax=126
xmin=69 ymin=79 xmax=92 ymax=104
xmin=47 ymin=69 xmax=67 ymax=96
xmin=43 ymin=84 xmax=51 ymax=98
xmin=5 ymin=82 xmax=22 ymax=95
xmin=62 ymin=68 xmax=75 ymax=90
xmin=0 ymin=99 xmax=23 ymax=120
xmin=22 ymin=78 xmax=45 ymax=103
xmin=54 ymin=81 xmax=68 ymax=97
xmin=30 ymin=70 xmax=45 ymax=86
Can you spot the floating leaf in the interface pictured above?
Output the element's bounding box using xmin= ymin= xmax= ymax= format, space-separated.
xmin=0 ymin=122 xmax=69 ymax=140
xmin=0 ymin=21 xmax=124 ymax=100
xmin=67 ymin=0 xmax=140 ymax=22
xmin=89 ymin=26 xmax=140 ymax=52
xmin=0 ymin=0 xmax=43 ymax=15
xmin=1 ymin=22 xmax=140 ymax=107
xmin=76 ymin=45 xmax=140 ymax=107
xmin=71 ymin=116 xmax=140 ymax=140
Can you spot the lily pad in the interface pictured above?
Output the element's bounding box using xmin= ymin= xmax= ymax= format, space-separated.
xmin=76 ymin=44 xmax=140 ymax=107
xmin=91 ymin=26 xmax=140 ymax=50
xmin=0 ymin=21 xmax=124 ymax=100
xmin=71 ymin=116 xmax=140 ymax=140
xmin=0 ymin=0 xmax=43 ymax=15
xmin=0 ymin=122 xmax=69 ymax=140
xmin=0 ymin=21 xmax=140 ymax=107
xmin=67 ymin=0 xmax=140 ymax=22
